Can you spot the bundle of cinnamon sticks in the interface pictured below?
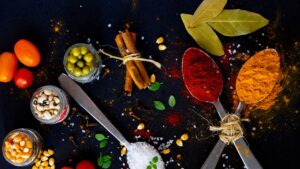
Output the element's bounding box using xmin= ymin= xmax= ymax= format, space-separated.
xmin=115 ymin=30 xmax=150 ymax=96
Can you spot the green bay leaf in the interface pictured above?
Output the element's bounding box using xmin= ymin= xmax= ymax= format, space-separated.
xmin=208 ymin=9 xmax=269 ymax=36
xmin=181 ymin=13 xmax=224 ymax=56
xmin=154 ymin=100 xmax=165 ymax=111
xmin=168 ymin=95 xmax=176 ymax=108
xmin=190 ymin=0 xmax=227 ymax=28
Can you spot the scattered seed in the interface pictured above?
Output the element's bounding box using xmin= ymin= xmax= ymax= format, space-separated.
xmin=162 ymin=148 xmax=171 ymax=154
xmin=121 ymin=147 xmax=127 ymax=156
xmin=137 ymin=123 xmax=145 ymax=130
xmin=176 ymin=139 xmax=183 ymax=147
xmin=156 ymin=37 xmax=164 ymax=44
xmin=158 ymin=44 xmax=167 ymax=51
xmin=150 ymin=74 xmax=156 ymax=83
xmin=180 ymin=133 xmax=189 ymax=141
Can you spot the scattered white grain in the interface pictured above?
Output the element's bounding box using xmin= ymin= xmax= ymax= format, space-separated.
xmin=107 ymin=23 xmax=112 ymax=28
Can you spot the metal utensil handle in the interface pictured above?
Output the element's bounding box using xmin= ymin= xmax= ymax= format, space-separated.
xmin=58 ymin=74 xmax=130 ymax=147
xmin=213 ymin=99 xmax=227 ymax=119
xmin=235 ymin=102 xmax=246 ymax=117
xmin=234 ymin=138 xmax=263 ymax=169
xmin=201 ymin=139 xmax=226 ymax=169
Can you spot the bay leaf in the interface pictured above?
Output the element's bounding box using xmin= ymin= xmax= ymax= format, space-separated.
xmin=181 ymin=13 xmax=224 ymax=56
xmin=189 ymin=0 xmax=227 ymax=28
xmin=208 ymin=9 xmax=269 ymax=36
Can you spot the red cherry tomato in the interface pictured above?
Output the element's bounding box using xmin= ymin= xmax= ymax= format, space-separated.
xmin=61 ymin=167 xmax=73 ymax=169
xmin=13 ymin=68 xmax=34 ymax=89
xmin=76 ymin=160 xmax=95 ymax=169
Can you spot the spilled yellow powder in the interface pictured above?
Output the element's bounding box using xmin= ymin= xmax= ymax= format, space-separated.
xmin=236 ymin=49 xmax=281 ymax=104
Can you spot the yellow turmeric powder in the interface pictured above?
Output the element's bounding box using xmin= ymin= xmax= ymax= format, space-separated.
xmin=236 ymin=49 xmax=281 ymax=104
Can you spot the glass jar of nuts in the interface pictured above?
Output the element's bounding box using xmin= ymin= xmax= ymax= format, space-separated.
xmin=30 ymin=85 xmax=70 ymax=124
xmin=2 ymin=128 xmax=43 ymax=166
xmin=63 ymin=43 xmax=102 ymax=83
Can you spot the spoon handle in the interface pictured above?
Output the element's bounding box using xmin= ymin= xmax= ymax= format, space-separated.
xmin=201 ymin=139 xmax=226 ymax=169
xmin=58 ymin=74 xmax=130 ymax=147
xmin=213 ymin=99 xmax=227 ymax=119
xmin=235 ymin=102 xmax=246 ymax=117
xmin=234 ymin=138 xmax=263 ymax=169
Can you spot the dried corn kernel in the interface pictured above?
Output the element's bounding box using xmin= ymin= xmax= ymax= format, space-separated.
xmin=162 ymin=148 xmax=171 ymax=154
xmin=20 ymin=141 xmax=25 ymax=147
xmin=156 ymin=37 xmax=164 ymax=44
xmin=49 ymin=158 xmax=55 ymax=166
xmin=35 ymin=160 xmax=41 ymax=166
xmin=47 ymin=149 xmax=54 ymax=155
xmin=176 ymin=139 xmax=183 ymax=147
xmin=158 ymin=44 xmax=167 ymax=51
xmin=32 ymin=166 xmax=38 ymax=169
xmin=39 ymin=166 xmax=44 ymax=169
xmin=180 ymin=133 xmax=189 ymax=141
xmin=41 ymin=156 xmax=48 ymax=161
xmin=43 ymin=150 xmax=50 ymax=157
xmin=42 ymin=161 xmax=48 ymax=166
xmin=121 ymin=147 xmax=127 ymax=156
xmin=150 ymin=74 xmax=156 ymax=83
xmin=50 ymin=165 xmax=55 ymax=169
xmin=137 ymin=123 xmax=145 ymax=130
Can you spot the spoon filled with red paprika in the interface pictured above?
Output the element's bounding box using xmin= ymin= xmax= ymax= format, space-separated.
xmin=182 ymin=47 xmax=262 ymax=169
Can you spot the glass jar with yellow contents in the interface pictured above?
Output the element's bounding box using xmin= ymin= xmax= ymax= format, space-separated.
xmin=2 ymin=128 xmax=43 ymax=166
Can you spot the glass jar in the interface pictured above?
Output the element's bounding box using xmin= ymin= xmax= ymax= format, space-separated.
xmin=2 ymin=128 xmax=43 ymax=167
xmin=63 ymin=43 xmax=102 ymax=83
xmin=30 ymin=85 xmax=70 ymax=124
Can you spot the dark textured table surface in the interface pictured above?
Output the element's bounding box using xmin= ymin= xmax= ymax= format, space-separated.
xmin=0 ymin=0 xmax=300 ymax=169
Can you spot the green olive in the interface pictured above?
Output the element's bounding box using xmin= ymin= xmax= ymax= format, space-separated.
xmin=82 ymin=66 xmax=90 ymax=75
xmin=86 ymin=61 xmax=93 ymax=67
xmin=77 ymin=54 xmax=83 ymax=59
xmin=71 ymin=47 xmax=80 ymax=57
xmin=73 ymin=67 xmax=82 ymax=77
xmin=80 ymin=46 xmax=88 ymax=55
xmin=67 ymin=63 xmax=75 ymax=72
xmin=77 ymin=60 xmax=85 ymax=68
xmin=84 ymin=53 xmax=94 ymax=63
xmin=67 ymin=55 xmax=77 ymax=64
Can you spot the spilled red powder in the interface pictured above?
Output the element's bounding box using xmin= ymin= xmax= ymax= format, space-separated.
xmin=133 ymin=130 xmax=152 ymax=139
xmin=182 ymin=87 xmax=214 ymax=111
xmin=165 ymin=112 xmax=181 ymax=127
xmin=164 ymin=67 xmax=181 ymax=79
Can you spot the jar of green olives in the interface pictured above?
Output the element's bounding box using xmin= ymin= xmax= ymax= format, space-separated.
xmin=63 ymin=43 xmax=102 ymax=83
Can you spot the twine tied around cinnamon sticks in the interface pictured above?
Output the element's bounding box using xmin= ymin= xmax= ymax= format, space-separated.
xmin=209 ymin=114 xmax=245 ymax=145
xmin=98 ymin=50 xmax=162 ymax=69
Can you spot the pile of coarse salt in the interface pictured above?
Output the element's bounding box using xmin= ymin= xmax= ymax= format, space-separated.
xmin=127 ymin=142 xmax=165 ymax=169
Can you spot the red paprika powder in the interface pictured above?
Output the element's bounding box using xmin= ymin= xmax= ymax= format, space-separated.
xmin=182 ymin=48 xmax=223 ymax=102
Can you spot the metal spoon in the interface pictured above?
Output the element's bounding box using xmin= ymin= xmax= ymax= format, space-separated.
xmin=58 ymin=73 xmax=165 ymax=168
xmin=182 ymin=48 xmax=262 ymax=169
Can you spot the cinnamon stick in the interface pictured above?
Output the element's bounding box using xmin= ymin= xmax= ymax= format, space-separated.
xmin=124 ymin=33 xmax=136 ymax=95
xmin=121 ymin=30 xmax=151 ymax=87
xmin=115 ymin=34 xmax=145 ymax=90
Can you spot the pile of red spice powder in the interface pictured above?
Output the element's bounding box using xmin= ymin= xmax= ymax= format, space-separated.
xmin=182 ymin=48 xmax=223 ymax=103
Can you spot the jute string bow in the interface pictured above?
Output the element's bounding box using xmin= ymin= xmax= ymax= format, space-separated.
xmin=99 ymin=49 xmax=162 ymax=69
xmin=210 ymin=114 xmax=245 ymax=145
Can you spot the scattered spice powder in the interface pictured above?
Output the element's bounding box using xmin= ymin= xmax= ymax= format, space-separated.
xmin=165 ymin=112 xmax=181 ymax=127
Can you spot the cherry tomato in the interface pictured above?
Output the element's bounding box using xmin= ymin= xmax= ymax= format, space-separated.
xmin=76 ymin=160 xmax=95 ymax=169
xmin=13 ymin=68 xmax=34 ymax=89
xmin=61 ymin=167 xmax=73 ymax=169
xmin=14 ymin=39 xmax=41 ymax=67
xmin=0 ymin=52 xmax=18 ymax=83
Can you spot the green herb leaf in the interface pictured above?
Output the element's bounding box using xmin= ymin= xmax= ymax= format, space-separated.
xmin=190 ymin=0 xmax=227 ymax=27
xmin=168 ymin=95 xmax=176 ymax=108
xmin=97 ymin=153 xmax=103 ymax=167
xmin=208 ymin=9 xmax=269 ymax=36
xmin=147 ymin=165 xmax=152 ymax=169
xmin=181 ymin=13 xmax=224 ymax=56
xmin=154 ymin=100 xmax=166 ymax=111
xmin=102 ymin=160 xmax=112 ymax=169
xmin=99 ymin=139 xmax=108 ymax=148
xmin=152 ymin=156 xmax=159 ymax=163
xmin=148 ymin=82 xmax=161 ymax=91
xmin=102 ymin=155 xmax=111 ymax=162
xmin=153 ymin=165 xmax=157 ymax=169
xmin=95 ymin=133 xmax=106 ymax=141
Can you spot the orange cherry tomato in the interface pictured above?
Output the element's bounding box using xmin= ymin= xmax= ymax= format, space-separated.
xmin=14 ymin=39 xmax=41 ymax=67
xmin=0 ymin=52 xmax=18 ymax=83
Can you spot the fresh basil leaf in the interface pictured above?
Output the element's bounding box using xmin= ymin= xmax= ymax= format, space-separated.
xmin=97 ymin=153 xmax=103 ymax=167
xmin=100 ymin=139 xmax=108 ymax=148
xmin=152 ymin=156 xmax=159 ymax=163
xmin=208 ymin=9 xmax=269 ymax=36
xmin=168 ymin=95 xmax=176 ymax=108
xmin=147 ymin=165 xmax=152 ymax=169
xmin=102 ymin=160 xmax=112 ymax=169
xmin=181 ymin=13 xmax=224 ymax=56
xmin=190 ymin=0 xmax=227 ymax=27
xmin=154 ymin=100 xmax=165 ymax=111
xmin=153 ymin=165 xmax=157 ymax=169
xmin=102 ymin=155 xmax=111 ymax=162
xmin=148 ymin=82 xmax=161 ymax=91
xmin=95 ymin=133 xmax=106 ymax=141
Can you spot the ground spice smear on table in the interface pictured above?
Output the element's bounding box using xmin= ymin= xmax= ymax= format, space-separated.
xmin=182 ymin=48 xmax=223 ymax=102
xmin=236 ymin=49 xmax=281 ymax=104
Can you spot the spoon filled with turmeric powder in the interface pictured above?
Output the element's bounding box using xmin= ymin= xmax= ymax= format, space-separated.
xmin=235 ymin=49 xmax=281 ymax=115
